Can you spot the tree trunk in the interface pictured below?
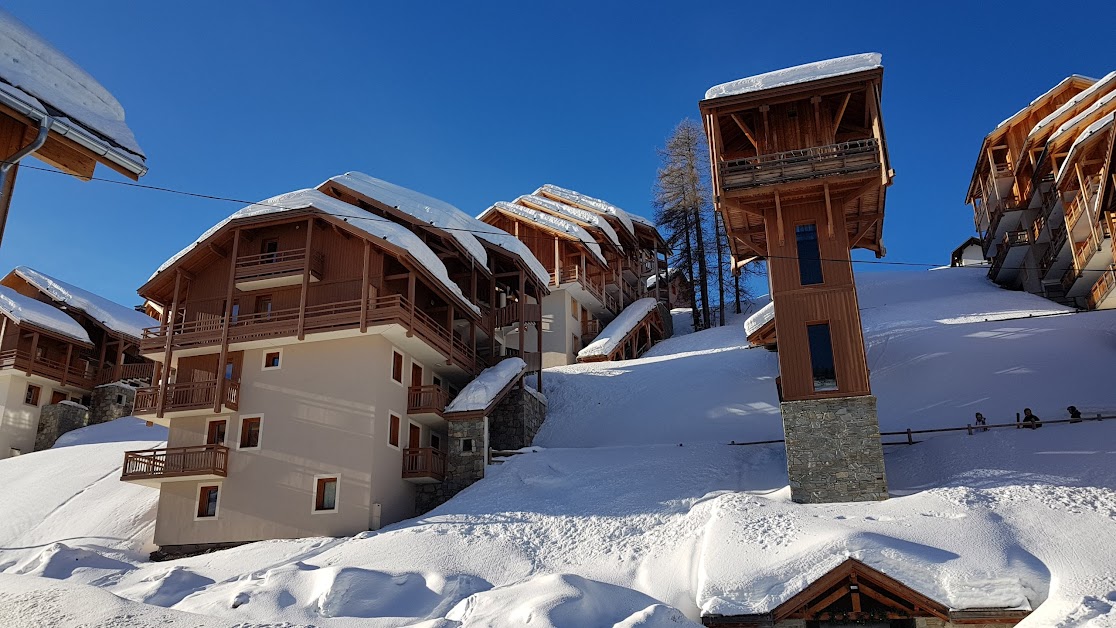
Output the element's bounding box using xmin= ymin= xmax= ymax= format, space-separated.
xmin=681 ymin=210 xmax=701 ymax=331
xmin=714 ymin=210 xmax=726 ymax=327
xmin=734 ymin=269 xmax=742 ymax=315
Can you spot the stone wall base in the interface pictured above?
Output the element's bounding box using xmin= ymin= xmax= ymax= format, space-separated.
xmin=781 ymin=394 xmax=888 ymax=503
xmin=34 ymin=403 xmax=90 ymax=452
xmin=90 ymin=383 xmax=137 ymax=424
xmin=151 ymin=541 xmax=253 ymax=561
xmin=487 ymin=386 xmax=547 ymax=451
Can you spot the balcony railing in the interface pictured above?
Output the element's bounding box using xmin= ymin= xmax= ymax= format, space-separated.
xmin=234 ymin=248 xmax=324 ymax=283
xmin=1087 ymin=265 xmax=1116 ymax=310
xmin=402 ymin=447 xmax=446 ymax=482
xmin=407 ymin=384 xmax=451 ymax=417
xmin=141 ymin=294 xmax=482 ymax=375
xmin=121 ymin=444 xmax=229 ymax=482
xmin=1061 ymin=264 xmax=1082 ymax=293
xmin=503 ymin=348 xmax=542 ymax=371
xmin=1065 ymin=194 xmax=1088 ymax=231
xmin=719 ymin=138 xmax=880 ymax=191
xmin=555 ymin=266 xmax=618 ymax=314
xmin=486 ymin=302 xmax=542 ymax=329
xmin=94 ymin=362 xmax=155 ymax=386
xmin=0 ymin=350 xmax=93 ymax=389
xmin=133 ymin=378 xmax=239 ymax=416
xmin=987 ymin=195 xmax=1026 ymax=237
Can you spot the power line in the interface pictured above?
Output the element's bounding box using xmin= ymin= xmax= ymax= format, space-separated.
xmin=5 ymin=158 xmax=1113 ymax=275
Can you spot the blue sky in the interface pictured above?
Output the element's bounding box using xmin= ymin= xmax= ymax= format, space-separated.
xmin=0 ymin=0 xmax=1112 ymax=306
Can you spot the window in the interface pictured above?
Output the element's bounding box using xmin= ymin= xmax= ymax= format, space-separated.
xmin=388 ymin=413 xmax=401 ymax=448
xmin=391 ymin=350 xmax=404 ymax=385
xmin=261 ymin=238 xmax=279 ymax=263
xmin=461 ymin=438 xmax=475 ymax=453
xmin=314 ymin=476 xmax=338 ymax=513
xmin=807 ymin=323 xmax=838 ymax=392
xmin=257 ymin=295 xmax=273 ymax=318
xmin=432 ymin=375 xmax=442 ymax=390
xmin=263 ymin=350 xmax=282 ymax=370
xmin=795 ymin=223 xmax=824 ymax=286
xmin=115 ymin=394 xmax=125 ymax=405
xmin=206 ymin=419 xmax=227 ymax=445
xmin=196 ymin=485 xmax=220 ymax=519
xmin=239 ymin=416 xmax=262 ymax=449
xmin=231 ymin=301 xmax=240 ymax=323
xmin=570 ymin=295 xmax=577 ymax=314
xmin=50 ymin=391 xmax=67 ymax=405
xmin=24 ymin=384 xmax=40 ymax=406
xmin=430 ymin=433 xmax=442 ymax=451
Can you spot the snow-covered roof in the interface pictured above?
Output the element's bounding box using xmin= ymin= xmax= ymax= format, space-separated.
xmin=153 ymin=189 xmax=479 ymax=316
xmin=743 ymin=301 xmax=775 ymax=337
xmin=480 ymin=201 xmax=607 ymax=267
xmin=536 ymin=184 xmax=660 ymax=237
xmin=1048 ymin=88 xmax=1116 ymax=149
xmin=324 ymin=172 xmax=488 ymax=268
xmin=577 ymin=298 xmax=658 ymax=359
xmin=444 ymin=357 xmax=526 ymax=414
xmin=0 ymin=285 xmax=90 ymax=344
xmin=1056 ymin=112 xmax=1115 ymax=187
xmin=0 ymin=10 xmax=146 ymax=173
xmin=644 ymin=266 xmax=687 ymax=289
xmin=704 ymin=53 xmax=882 ymax=101
xmin=12 ymin=267 xmax=156 ymax=341
xmin=515 ymin=195 xmax=624 ymax=253
xmin=1025 ymin=71 xmax=1116 ymax=146
xmin=993 ymin=74 xmax=1096 ymax=132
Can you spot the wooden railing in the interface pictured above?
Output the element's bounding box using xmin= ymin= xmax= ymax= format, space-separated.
xmin=719 ymin=138 xmax=880 ymax=191
xmin=987 ymin=195 xmax=1026 ymax=237
xmin=121 ymin=444 xmax=229 ymax=481
xmin=402 ymin=447 xmax=446 ymax=481
xmin=582 ymin=318 xmax=601 ymax=339
xmin=140 ymin=294 xmax=483 ymax=375
xmin=94 ymin=362 xmax=155 ymax=386
xmin=1061 ymin=263 xmax=1082 ymax=293
xmin=1065 ymin=194 xmax=1087 ymax=231
xmin=1088 ymin=265 xmax=1116 ymax=309
xmin=132 ymin=378 xmax=240 ymax=416
xmin=407 ymin=384 xmax=451 ymax=417
xmin=0 ymin=349 xmax=93 ymax=389
xmin=488 ymin=302 xmax=542 ymax=329
xmin=234 ymin=248 xmax=324 ymax=282
xmin=503 ymin=349 xmax=542 ymax=371
xmin=555 ymin=266 xmax=617 ymax=314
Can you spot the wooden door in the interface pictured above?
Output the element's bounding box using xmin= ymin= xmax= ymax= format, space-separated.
xmin=50 ymin=391 xmax=67 ymax=405
xmin=206 ymin=419 xmax=227 ymax=445
xmin=410 ymin=363 xmax=423 ymax=388
xmin=409 ymin=424 xmax=421 ymax=449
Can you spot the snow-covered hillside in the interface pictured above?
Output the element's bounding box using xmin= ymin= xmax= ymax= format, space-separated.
xmin=1 ymin=267 xmax=1116 ymax=627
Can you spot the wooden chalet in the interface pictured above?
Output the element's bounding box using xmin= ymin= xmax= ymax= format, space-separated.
xmin=966 ymin=70 xmax=1116 ymax=310
xmin=0 ymin=285 xmax=94 ymax=395
xmin=701 ymin=558 xmax=1029 ymax=627
xmin=0 ymin=10 xmax=147 ymax=246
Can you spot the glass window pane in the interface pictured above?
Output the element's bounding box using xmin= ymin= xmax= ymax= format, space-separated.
xmin=807 ymin=323 xmax=837 ymax=392
xmin=796 ymin=224 xmax=823 ymax=285
xmin=322 ymin=479 xmax=337 ymax=510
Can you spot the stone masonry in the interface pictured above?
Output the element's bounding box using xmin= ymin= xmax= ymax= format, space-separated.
xmin=487 ymin=387 xmax=547 ymax=451
xmin=90 ymin=382 xmax=137 ymax=424
xmin=780 ymin=394 xmax=888 ymax=503
xmin=416 ymin=386 xmax=548 ymax=514
xmin=34 ymin=402 xmax=90 ymax=451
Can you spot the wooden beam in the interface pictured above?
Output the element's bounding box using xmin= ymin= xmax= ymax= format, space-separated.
xmin=824 ymin=183 xmax=834 ymax=238
xmin=774 ymin=189 xmax=785 ymax=245
xmin=157 ymin=269 xmax=182 ymax=419
xmin=360 ymin=240 xmax=370 ymax=333
xmin=807 ymin=586 xmax=853 ymax=617
xmin=296 ymin=217 xmax=314 ymax=340
xmin=832 ymin=92 xmax=852 ymax=134
xmin=730 ymin=113 xmax=759 ymax=151
xmin=208 ymin=243 xmax=227 ymax=259
xmin=839 ymin=178 xmax=879 ymax=209
xmin=214 ymin=228 xmax=240 ymax=413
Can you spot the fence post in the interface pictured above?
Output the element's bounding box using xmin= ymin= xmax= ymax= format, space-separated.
xmin=1016 ymin=412 xmax=1021 ymax=429
xmin=906 ymin=428 xmax=913 ymax=445
xmin=967 ymin=424 xmax=973 ymax=436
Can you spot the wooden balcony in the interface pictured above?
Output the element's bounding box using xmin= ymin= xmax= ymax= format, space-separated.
xmin=407 ymin=384 xmax=451 ymax=419
xmin=133 ymin=378 xmax=239 ymax=417
xmin=555 ymin=265 xmax=618 ymax=316
xmin=1087 ymin=265 xmax=1116 ymax=310
xmin=0 ymin=349 xmax=93 ymax=389
xmin=94 ymin=362 xmax=155 ymax=386
xmin=234 ymin=248 xmax=324 ymax=291
xmin=121 ymin=444 xmax=229 ymax=487
xmin=401 ymin=447 xmax=446 ymax=483
xmin=140 ymin=294 xmax=482 ymax=375
xmin=581 ymin=318 xmax=601 ymax=345
xmin=486 ymin=302 xmax=542 ymax=329
xmin=503 ymin=348 xmax=542 ymax=371
xmin=719 ymin=138 xmax=880 ymax=192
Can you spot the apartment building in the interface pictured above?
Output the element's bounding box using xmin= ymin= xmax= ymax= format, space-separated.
xmin=966 ymin=70 xmax=1116 ymax=309
xmin=121 ymin=175 xmax=551 ymax=556
xmin=0 ymin=266 xmax=156 ymax=458
xmin=477 ymin=185 xmax=673 ymax=367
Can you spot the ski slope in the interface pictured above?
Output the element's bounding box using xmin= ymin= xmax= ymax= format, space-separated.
xmin=1 ymin=267 xmax=1115 ymax=627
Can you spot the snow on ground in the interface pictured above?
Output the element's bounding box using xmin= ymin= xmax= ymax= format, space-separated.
xmin=2 ymin=266 xmax=1116 ymax=626
xmin=577 ymin=297 xmax=658 ymax=359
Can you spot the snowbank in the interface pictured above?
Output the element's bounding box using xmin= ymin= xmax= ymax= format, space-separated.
xmin=151 ymin=188 xmax=479 ymax=316
xmin=0 ymin=285 xmax=90 ymax=344
xmin=444 ymin=357 xmax=526 ymax=414
xmin=577 ymin=298 xmax=658 ymax=360
xmin=0 ymin=9 xmax=145 ymax=161
xmin=704 ymin=53 xmax=882 ymax=100
xmin=12 ymin=267 xmax=156 ymax=340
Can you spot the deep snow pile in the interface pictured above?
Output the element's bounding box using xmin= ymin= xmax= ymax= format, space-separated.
xmin=1 ymin=267 xmax=1116 ymax=627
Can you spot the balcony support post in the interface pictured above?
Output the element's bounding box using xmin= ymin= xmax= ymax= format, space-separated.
xmin=360 ymin=240 xmax=370 ymax=333
xmin=406 ymin=271 xmax=416 ymax=337
xmin=535 ymin=276 xmax=543 ymax=391
xmin=518 ymin=271 xmax=525 ymax=358
xmin=96 ymin=336 xmax=108 ymax=378
xmin=114 ymin=341 xmax=125 ymax=382
xmin=26 ymin=331 xmax=37 ymax=377
xmin=214 ymin=229 xmax=240 ymax=413
xmin=157 ymin=269 xmax=182 ymax=419
xmin=60 ymin=343 xmax=72 ymax=387
xmin=297 ymin=217 xmax=314 ymax=341
xmin=553 ymin=236 xmax=560 ymax=285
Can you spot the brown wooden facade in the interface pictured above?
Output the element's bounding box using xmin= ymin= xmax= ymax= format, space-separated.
xmin=0 ymin=316 xmax=94 ymax=391
xmin=701 ymin=61 xmax=892 ymax=402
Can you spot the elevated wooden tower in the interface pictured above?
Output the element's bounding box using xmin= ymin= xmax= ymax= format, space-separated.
xmin=700 ymin=53 xmax=892 ymax=503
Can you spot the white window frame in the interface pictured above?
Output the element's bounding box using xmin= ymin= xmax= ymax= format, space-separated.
xmin=194 ymin=482 xmax=223 ymax=521
xmin=311 ymin=474 xmax=340 ymax=515
xmin=237 ymin=414 xmax=264 ymax=451
xmin=205 ymin=417 xmax=229 ymax=446
xmin=261 ymin=348 xmax=284 ymax=371
xmin=390 ymin=348 xmax=405 ymax=387
xmin=387 ymin=412 xmax=402 ymax=450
